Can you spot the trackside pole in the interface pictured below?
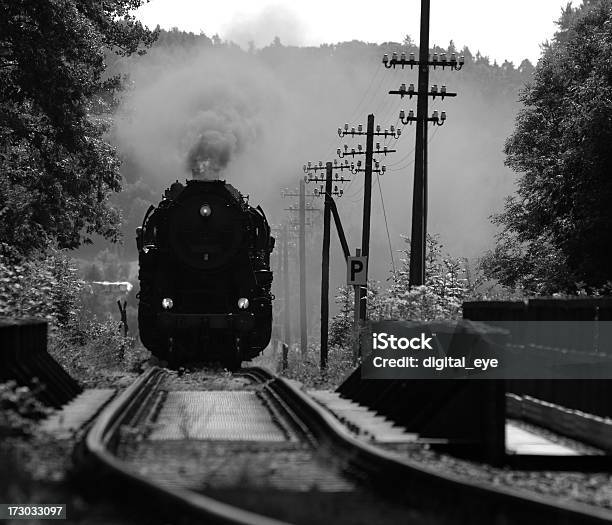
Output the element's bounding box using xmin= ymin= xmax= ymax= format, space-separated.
xmin=320 ymin=162 xmax=333 ymax=370
xmin=353 ymin=248 xmax=362 ymax=364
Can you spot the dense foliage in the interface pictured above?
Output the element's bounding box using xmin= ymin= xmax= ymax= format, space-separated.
xmin=0 ymin=0 xmax=157 ymax=255
xmin=0 ymin=250 xmax=141 ymax=376
xmin=329 ymin=235 xmax=474 ymax=350
xmin=484 ymin=0 xmax=612 ymax=293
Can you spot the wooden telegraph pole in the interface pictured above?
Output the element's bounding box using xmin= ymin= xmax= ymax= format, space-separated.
xmin=299 ymin=178 xmax=307 ymax=358
xmin=320 ymin=162 xmax=333 ymax=370
xmin=410 ymin=0 xmax=431 ymax=287
xmin=283 ymin=223 xmax=291 ymax=349
xmin=358 ymin=114 xmax=375 ymax=323
xmin=382 ymin=0 xmax=463 ymax=286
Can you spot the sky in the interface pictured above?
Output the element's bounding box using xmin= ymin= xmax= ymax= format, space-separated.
xmin=135 ymin=0 xmax=573 ymax=65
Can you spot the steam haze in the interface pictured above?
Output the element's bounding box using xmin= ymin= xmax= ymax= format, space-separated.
xmin=113 ymin=37 xmax=525 ymax=289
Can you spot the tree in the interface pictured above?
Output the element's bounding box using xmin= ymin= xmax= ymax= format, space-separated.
xmin=486 ymin=0 xmax=612 ymax=292
xmin=0 ymin=1 xmax=157 ymax=256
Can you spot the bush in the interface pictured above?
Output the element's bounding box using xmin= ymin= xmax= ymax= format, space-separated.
xmin=0 ymin=248 xmax=144 ymax=378
xmin=0 ymin=381 xmax=51 ymax=436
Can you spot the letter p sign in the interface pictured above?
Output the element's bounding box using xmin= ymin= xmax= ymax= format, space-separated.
xmin=347 ymin=256 xmax=368 ymax=286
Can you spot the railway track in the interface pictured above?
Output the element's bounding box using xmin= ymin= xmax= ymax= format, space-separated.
xmin=76 ymin=366 xmax=612 ymax=524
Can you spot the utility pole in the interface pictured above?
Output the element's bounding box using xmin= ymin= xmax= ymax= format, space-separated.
xmin=320 ymin=163 xmax=332 ymax=370
xmin=338 ymin=116 xmax=398 ymax=321
xmin=303 ymin=161 xmax=351 ymax=370
xmin=383 ymin=0 xmax=464 ymax=286
xmin=353 ymin=248 xmax=361 ymax=364
xmin=280 ymin=183 xmax=320 ymax=358
xmin=412 ymin=0 xmax=430 ymax=287
xmin=299 ymin=178 xmax=307 ymax=358
xmin=283 ymin=223 xmax=291 ymax=349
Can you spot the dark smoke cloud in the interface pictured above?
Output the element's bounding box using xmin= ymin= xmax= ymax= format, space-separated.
xmin=185 ymin=108 xmax=251 ymax=179
xmin=114 ymin=47 xmax=282 ymax=184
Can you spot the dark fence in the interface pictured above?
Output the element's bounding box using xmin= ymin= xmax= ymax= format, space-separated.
xmin=337 ymin=366 xmax=506 ymax=464
xmin=463 ymin=298 xmax=612 ymax=418
xmin=0 ymin=317 xmax=81 ymax=407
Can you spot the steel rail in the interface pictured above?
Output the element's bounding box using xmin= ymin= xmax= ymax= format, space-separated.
xmin=79 ymin=366 xmax=289 ymax=525
xmin=257 ymin=367 xmax=612 ymax=525
xmin=80 ymin=364 xmax=612 ymax=524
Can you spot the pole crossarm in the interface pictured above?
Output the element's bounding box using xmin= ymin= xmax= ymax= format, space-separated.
xmin=382 ymin=52 xmax=465 ymax=70
xmin=338 ymin=124 xmax=401 ymax=139
xmin=303 ymin=159 xmax=353 ymax=173
xmin=389 ymin=84 xmax=457 ymax=99
xmin=337 ymin=144 xmax=397 ymax=158
xmin=400 ymin=109 xmax=447 ymax=126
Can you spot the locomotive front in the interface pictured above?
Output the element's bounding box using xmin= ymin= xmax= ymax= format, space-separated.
xmin=137 ymin=179 xmax=274 ymax=369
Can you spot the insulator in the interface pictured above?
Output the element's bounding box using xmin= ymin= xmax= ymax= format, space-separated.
xmin=397 ymin=128 xmax=401 ymax=136
xmin=382 ymin=165 xmax=386 ymax=173
xmin=392 ymin=52 xmax=398 ymax=61
xmin=409 ymin=52 xmax=415 ymax=61
xmin=336 ymin=148 xmax=341 ymax=156
xmin=441 ymin=85 xmax=447 ymax=94
xmin=335 ymin=173 xmax=339 ymax=179
xmin=400 ymin=83 xmax=406 ymax=92
xmin=318 ymin=160 xmax=323 ymax=166
xmin=376 ymin=142 xmax=381 ymax=150
xmin=409 ymin=110 xmax=414 ymax=118
xmin=408 ymin=83 xmax=415 ymax=93
xmin=400 ymin=52 xmax=406 ymax=61
xmin=451 ymin=53 xmax=457 ymax=62
xmin=339 ymin=189 xmax=344 ymax=196
xmin=383 ymin=146 xmax=388 ymax=153
xmin=441 ymin=52 xmax=447 ymax=62
xmin=334 ymin=185 xmax=338 ymax=192
xmin=308 ymin=161 xmax=312 ymax=167
xmin=382 ymin=53 xmax=389 ymax=63
xmin=390 ymin=125 xmax=395 ymax=132
xmin=441 ymin=111 xmax=447 ymax=121
xmin=351 ymin=127 xmax=356 ymax=134
xmin=376 ymin=124 xmax=381 ymax=132
xmin=433 ymin=53 xmax=438 ymax=62
xmin=357 ymin=160 xmax=362 ymax=167
xmin=314 ymin=188 xmax=318 ymax=195
xmin=358 ymin=124 xmax=363 ymax=132
xmin=432 ymin=84 xmax=438 ymax=92
xmin=459 ymin=55 xmax=465 ymax=64
xmin=334 ymin=159 xmax=338 ymax=165
xmin=399 ymin=109 xmax=405 ymax=119
xmin=303 ymin=164 xmax=306 ymax=171
xmin=432 ymin=110 xmax=439 ymax=119
xmin=344 ymin=123 xmax=349 ymax=130
xmin=375 ymin=161 xmax=380 ymax=168
xmin=358 ymin=144 xmax=362 ymax=152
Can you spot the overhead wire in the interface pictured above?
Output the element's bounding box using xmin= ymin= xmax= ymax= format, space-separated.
xmin=376 ymin=172 xmax=396 ymax=276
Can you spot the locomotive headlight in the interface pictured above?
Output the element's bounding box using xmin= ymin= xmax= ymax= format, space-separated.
xmin=199 ymin=204 xmax=212 ymax=217
xmin=237 ymin=298 xmax=249 ymax=310
xmin=162 ymin=298 xmax=174 ymax=310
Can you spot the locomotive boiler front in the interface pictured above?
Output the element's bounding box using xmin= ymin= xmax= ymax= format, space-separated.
xmin=136 ymin=179 xmax=274 ymax=369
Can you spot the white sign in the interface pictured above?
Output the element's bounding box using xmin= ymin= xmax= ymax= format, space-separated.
xmin=347 ymin=256 xmax=368 ymax=286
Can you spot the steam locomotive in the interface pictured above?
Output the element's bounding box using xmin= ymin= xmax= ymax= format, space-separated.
xmin=136 ymin=179 xmax=274 ymax=369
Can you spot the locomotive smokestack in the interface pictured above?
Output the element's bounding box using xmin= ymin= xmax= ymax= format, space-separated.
xmin=186 ymin=118 xmax=239 ymax=180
